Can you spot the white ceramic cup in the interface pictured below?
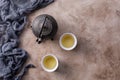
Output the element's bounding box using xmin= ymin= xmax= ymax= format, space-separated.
xmin=59 ymin=33 xmax=77 ymax=51
xmin=41 ymin=54 xmax=59 ymax=72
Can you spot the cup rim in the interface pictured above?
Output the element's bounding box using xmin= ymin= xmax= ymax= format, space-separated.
xmin=59 ymin=33 xmax=77 ymax=51
xmin=41 ymin=54 xmax=59 ymax=72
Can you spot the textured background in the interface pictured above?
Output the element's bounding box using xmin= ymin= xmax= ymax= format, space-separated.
xmin=20 ymin=0 xmax=120 ymax=80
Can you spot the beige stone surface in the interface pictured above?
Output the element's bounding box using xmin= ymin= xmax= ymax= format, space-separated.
xmin=20 ymin=0 xmax=120 ymax=80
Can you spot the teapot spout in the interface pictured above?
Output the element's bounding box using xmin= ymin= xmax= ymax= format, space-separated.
xmin=36 ymin=38 xmax=42 ymax=44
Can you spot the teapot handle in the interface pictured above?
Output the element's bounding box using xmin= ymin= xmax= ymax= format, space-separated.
xmin=36 ymin=16 xmax=47 ymax=44
xmin=38 ymin=16 xmax=47 ymax=38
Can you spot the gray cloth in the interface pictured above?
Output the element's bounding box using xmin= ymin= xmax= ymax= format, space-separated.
xmin=0 ymin=0 xmax=54 ymax=80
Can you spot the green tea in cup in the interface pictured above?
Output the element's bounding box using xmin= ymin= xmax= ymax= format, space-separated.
xmin=43 ymin=55 xmax=56 ymax=69
xmin=62 ymin=34 xmax=75 ymax=48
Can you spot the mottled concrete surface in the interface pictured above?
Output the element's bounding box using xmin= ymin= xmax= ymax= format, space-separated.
xmin=20 ymin=0 xmax=120 ymax=80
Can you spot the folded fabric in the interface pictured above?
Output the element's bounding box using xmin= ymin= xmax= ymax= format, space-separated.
xmin=0 ymin=0 xmax=54 ymax=80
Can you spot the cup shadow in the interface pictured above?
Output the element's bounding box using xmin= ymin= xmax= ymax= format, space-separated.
xmin=54 ymin=61 xmax=73 ymax=77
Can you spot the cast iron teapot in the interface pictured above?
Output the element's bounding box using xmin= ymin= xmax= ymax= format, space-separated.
xmin=31 ymin=14 xmax=58 ymax=44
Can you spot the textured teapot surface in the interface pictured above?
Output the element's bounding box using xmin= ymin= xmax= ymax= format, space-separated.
xmin=31 ymin=14 xmax=58 ymax=44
